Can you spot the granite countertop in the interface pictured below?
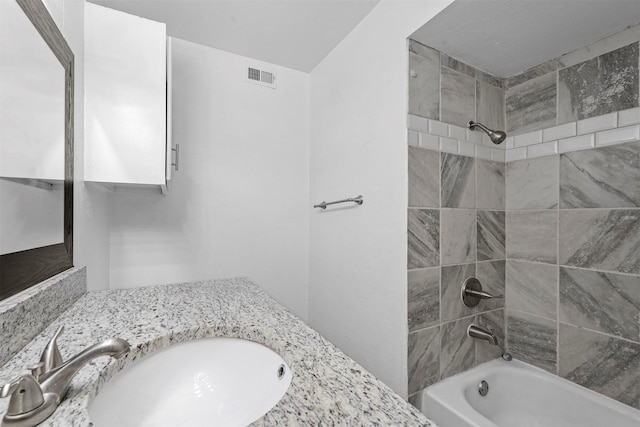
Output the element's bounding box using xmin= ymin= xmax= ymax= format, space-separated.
xmin=0 ymin=278 xmax=432 ymax=426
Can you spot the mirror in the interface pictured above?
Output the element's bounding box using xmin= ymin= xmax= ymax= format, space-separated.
xmin=0 ymin=0 xmax=74 ymax=300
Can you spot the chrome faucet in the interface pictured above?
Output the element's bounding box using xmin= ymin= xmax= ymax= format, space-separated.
xmin=0 ymin=326 xmax=130 ymax=427
xmin=467 ymin=324 xmax=498 ymax=346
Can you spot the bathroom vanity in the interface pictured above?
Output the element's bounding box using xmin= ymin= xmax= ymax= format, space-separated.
xmin=0 ymin=270 xmax=432 ymax=426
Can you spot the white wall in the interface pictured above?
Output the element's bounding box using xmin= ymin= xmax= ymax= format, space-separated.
xmin=108 ymin=38 xmax=310 ymax=320
xmin=42 ymin=0 xmax=113 ymax=292
xmin=308 ymin=0 xmax=455 ymax=397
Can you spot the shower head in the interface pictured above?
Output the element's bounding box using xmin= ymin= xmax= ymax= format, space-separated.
xmin=468 ymin=121 xmax=507 ymax=145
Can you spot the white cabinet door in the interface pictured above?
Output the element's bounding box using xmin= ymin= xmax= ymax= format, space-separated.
xmin=84 ymin=3 xmax=168 ymax=188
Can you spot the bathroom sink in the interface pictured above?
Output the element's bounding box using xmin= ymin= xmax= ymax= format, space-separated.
xmin=89 ymin=337 xmax=292 ymax=426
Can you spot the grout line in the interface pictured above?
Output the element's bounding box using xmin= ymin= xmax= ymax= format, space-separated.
xmin=506 ymin=259 xmax=640 ymax=278
xmin=508 ymin=308 xmax=557 ymax=323
xmin=558 ymin=321 xmax=640 ymax=346
xmin=503 ymin=207 xmax=640 ymax=212
xmin=555 ymin=161 xmax=561 ymax=375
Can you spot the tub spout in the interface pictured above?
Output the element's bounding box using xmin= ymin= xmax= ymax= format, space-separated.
xmin=468 ymin=324 xmax=498 ymax=346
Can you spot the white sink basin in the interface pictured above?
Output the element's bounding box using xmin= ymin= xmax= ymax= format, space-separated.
xmin=89 ymin=337 xmax=292 ymax=426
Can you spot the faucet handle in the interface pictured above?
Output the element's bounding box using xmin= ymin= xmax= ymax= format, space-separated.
xmin=461 ymin=278 xmax=503 ymax=307
xmin=40 ymin=326 xmax=64 ymax=374
xmin=464 ymin=288 xmax=503 ymax=300
xmin=1 ymin=375 xmax=44 ymax=415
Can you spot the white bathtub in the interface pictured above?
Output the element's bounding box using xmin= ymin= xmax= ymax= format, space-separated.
xmin=421 ymin=359 xmax=640 ymax=427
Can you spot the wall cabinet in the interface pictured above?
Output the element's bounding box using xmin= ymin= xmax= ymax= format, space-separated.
xmin=84 ymin=3 xmax=174 ymax=194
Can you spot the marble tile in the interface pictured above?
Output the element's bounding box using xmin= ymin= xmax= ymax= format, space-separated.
xmin=441 ymin=209 xmax=476 ymax=265
xmin=506 ymin=211 xmax=558 ymax=264
xmin=477 ymin=211 xmax=505 ymax=261
xmin=559 ymin=267 xmax=640 ymax=341
xmin=441 ymin=67 xmax=476 ymax=128
xmin=560 ymin=141 xmax=640 ymax=208
xmin=408 ymin=326 xmax=440 ymax=394
xmin=506 ymin=260 xmax=558 ymax=319
xmin=408 ymin=268 xmax=440 ymax=332
xmin=408 ymin=391 xmax=423 ymax=411
xmin=477 ymin=159 xmax=505 ymax=209
xmin=558 ymin=43 xmax=639 ymax=123
xmin=409 ymin=51 xmax=440 ymax=119
xmin=559 ymin=209 xmax=640 ymax=274
xmin=408 ymin=209 xmax=440 ymax=269
xmin=440 ymin=53 xmax=476 ymax=77
xmin=476 ymin=70 xmax=505 ymax=89
xmin=506 ymin=73 xmax=557 ymax=134
xmin=476 ymin=81 xmax=505 ymax=132
xmin=408 ymin=146 xmax=440 ymax=208
xmin=476 ymin=260 xmax=505 ymax=312
xmin=559 ymin=323 xmax=640 ymax=409
xmin=508 ymin=310 xmax=557 ymax=373
xmin=506 ymin=59 xmax=558 ymax=89
xmin=440 ymin=318 xmax=475 ymax=379
xmin=506 ymin=156 xmax=559 ymax=209
xmin=475 ymin=309 xmax=505 ymax=364
xmin=558 ymin=24 xmax=640 ymax=69
xmin=441 ymin=263 xmax=475 ymax=322
xmin=409 ymin=39 xmax=437 ymax=59
xmin=441 ymin=153 xmax=475 ymax=208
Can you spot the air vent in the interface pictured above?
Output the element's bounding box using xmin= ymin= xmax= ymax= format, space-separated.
xmin=246 ymin=67 xmax=276 ymax=89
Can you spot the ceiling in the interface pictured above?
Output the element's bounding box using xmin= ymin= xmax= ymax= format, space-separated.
xmin=411 ymin=0 xmax=640 ymax=77
xmin=87 ymin=0 xmax=380 ymax=72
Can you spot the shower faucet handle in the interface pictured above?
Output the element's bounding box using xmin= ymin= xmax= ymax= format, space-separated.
xmin=465 ymin=288 xmax=503 ymax=300
xmin=461 ymin=278 xmax=502 ymax=307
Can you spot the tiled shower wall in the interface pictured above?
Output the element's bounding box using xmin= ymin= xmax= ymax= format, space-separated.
xmin=506 ymin=24 xmax=639 ymax=135
xmin=407 ymin=24 xmax=640 ymax=409
xmin=406 ymin=148 xmax=506 ymax=402
xmin=505 ymin=135 xmax=640 ymax=410
xmin=407 ymin=39 xmax=508 ymax=405
xmin=408 ymin=39 xmax=505 ymax=131
xmin=503 ymin=24 xmax=640 ymax=410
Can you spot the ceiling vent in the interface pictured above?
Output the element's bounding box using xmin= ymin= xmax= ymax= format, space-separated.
xmin=247 ymin=67 xmax=276 ymax=89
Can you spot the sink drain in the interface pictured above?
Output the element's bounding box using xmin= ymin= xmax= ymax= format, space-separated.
xmin=277 ymin=364 xmax=286 ymax=380
xmin=478 ymin=380 xmax=489 ymax=397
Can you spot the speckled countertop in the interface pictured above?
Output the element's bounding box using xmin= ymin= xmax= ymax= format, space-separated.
xmin=0 ymin=278 xmax=432 ymax=426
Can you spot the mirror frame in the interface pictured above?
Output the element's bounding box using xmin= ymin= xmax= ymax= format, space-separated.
xmin=0 ymin=0 xmax=74 ymax=300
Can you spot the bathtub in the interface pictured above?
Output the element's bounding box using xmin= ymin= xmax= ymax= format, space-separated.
xmin=421 ymin=359 xmax=640 ymax=427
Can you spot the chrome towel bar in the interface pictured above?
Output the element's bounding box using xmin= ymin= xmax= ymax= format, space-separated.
xmin=314 ymin=195 xmax=363 ymax=210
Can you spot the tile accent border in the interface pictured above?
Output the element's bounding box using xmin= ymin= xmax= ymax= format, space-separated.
xmin=410 ymin=106 xmax=640 ymax=163
xmin=408 ymin=115 xmax=506 ymax=161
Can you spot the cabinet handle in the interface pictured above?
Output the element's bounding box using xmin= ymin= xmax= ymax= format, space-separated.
xmin=171 ymin=144 xmax=180 ymax=171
